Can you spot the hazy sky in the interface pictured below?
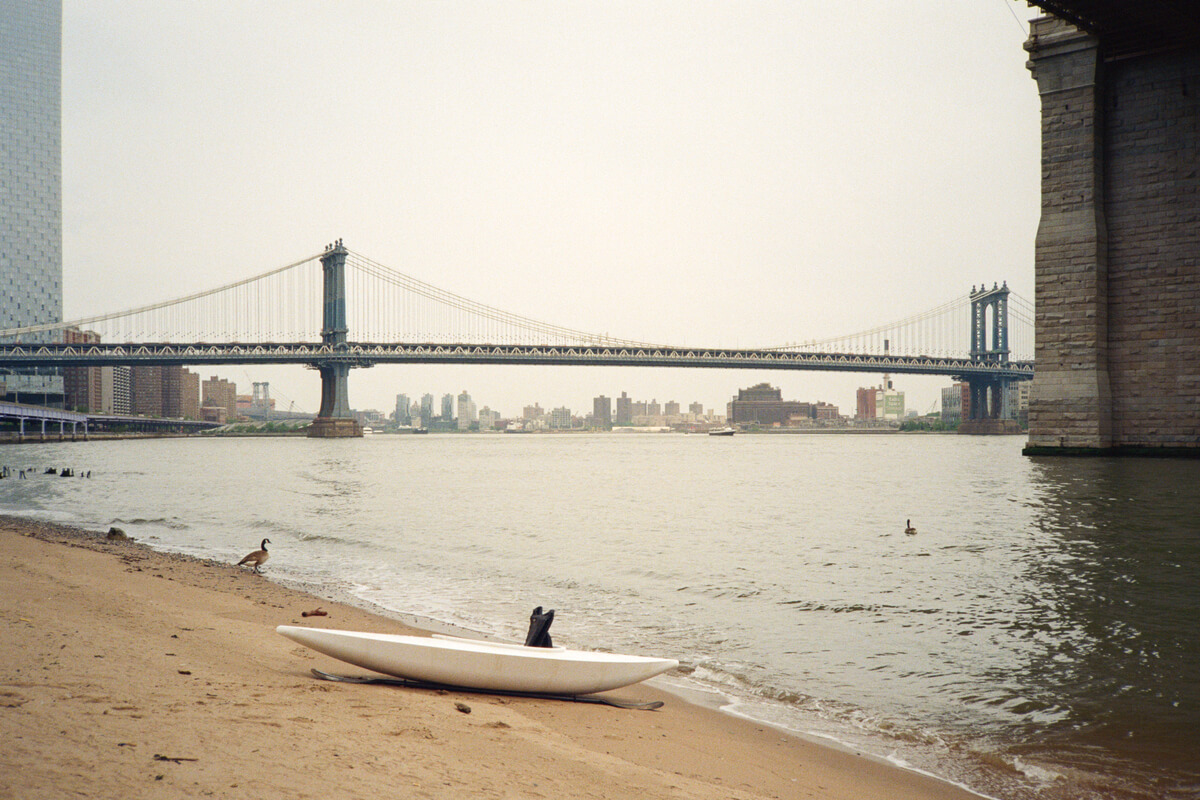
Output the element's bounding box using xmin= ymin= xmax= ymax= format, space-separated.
xmin=61 ymin=1 xmax=1042 ymax=418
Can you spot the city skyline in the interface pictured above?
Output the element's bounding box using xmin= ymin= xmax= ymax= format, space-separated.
xmin=384 ymin=386 xmax=735 ymax=425
xmin=379 ymin=383 xmax=847 ymax=419
xmin=196 ymin=360 xmax=942 ymax=425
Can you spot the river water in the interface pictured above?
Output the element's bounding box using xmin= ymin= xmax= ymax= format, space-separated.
xmin=2 ymin=433 xmax=1196 ymax=799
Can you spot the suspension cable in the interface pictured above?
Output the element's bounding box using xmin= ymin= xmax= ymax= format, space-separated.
xmin=0 ymin=253 xmax=323 ymax=338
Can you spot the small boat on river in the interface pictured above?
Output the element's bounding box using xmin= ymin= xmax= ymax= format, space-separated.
xmin=707 ymin=427 xmax=736 ymax=436
xmin=277 ymin=611 xmax=677 ymax=695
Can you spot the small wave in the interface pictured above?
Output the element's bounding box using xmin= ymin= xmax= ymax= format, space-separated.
xmin=248 ymin=519 xmax=295 ymax=533
xmin=295 ymin=531 xmax=362 ymax=547
xmin=685 ymin=658 xmax=968 ymax=754
xmin=1010 ymin=756 xmax=1064 ymax=786
xmin=883 ymin=753 xmax=1002 ymax=800
xmin=712 ymin=693 xmax=1002 ymax=800
xmin=109 ymin=517 xmax=191 ymax=530
xmin=0 ymin=507 xmax=81 ymax=525
xmin=685 ymin=662 xmax=824 ymax=711
xmin=777 ymin=599 xmax=910 ymax=614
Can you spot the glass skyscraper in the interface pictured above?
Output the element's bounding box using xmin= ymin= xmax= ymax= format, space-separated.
xmin=0 ymin=1 xmax=64 ymax=402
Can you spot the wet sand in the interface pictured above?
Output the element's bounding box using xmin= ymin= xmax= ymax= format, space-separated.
xmin=0 ymin=518 xmax=984 ymax=799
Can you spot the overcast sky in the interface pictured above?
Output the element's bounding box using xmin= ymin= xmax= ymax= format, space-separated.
xmin=61 ymin=1 xmax=1042 ymax=418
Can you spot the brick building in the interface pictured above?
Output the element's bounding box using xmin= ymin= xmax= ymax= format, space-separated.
xmin=813 ymin=402 xmax=840 ymax=421
xmin=202 ymin=375 xmax=238 ymax=421
xmin=131 ymin=366 xmax=163 ymax=417
xmin=856 ymin=387 xmax=877 ymax=420
xmin=615 ymin=392 xmax=632 ymax=424
xmin=161 ymin=367 xmax=182 ymax=418
xmin=128 ymin=365 xmax=200 ymax=418
xmin=592 ymin=395 xmax=611 ymax=427
xmin=62 ymin=328 xmax=102 ymax=411
xmin=180 ymin=369 xmax=201 ymax=420
xmin=728 ymin=383 xmax=811 ymax=426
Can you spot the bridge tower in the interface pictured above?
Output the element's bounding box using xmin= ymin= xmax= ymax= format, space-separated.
xmin=1022 ymin=12 xmax=1199 ymax=455
xmin=959 ymin=282 xmax=1021 ymax=435
xmin=307 ymin=240 xmax=364 ymax=438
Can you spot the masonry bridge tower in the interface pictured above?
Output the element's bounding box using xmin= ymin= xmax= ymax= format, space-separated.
xmin=1022 ymin=4 xmax=1200 ymax=455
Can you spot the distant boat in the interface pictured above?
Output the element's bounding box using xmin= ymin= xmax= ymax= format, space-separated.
xmin=708 ymin=427 xmax=736 ymax=436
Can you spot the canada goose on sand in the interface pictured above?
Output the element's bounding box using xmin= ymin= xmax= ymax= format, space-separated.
xmin=905 ymin=520 xmax=917 ymax=535
xmin=238 ymin=538 xmax=270 ymax=573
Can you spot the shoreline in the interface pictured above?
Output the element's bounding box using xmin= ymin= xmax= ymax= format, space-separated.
xmin=2 ymin=517 xmax=986 ymax=799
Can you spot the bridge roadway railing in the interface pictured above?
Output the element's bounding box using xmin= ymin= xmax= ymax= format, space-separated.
xmin=0 ymin=400 xmax=89 ymax=441
xmin=0 ymin=400 xmax=88 ymax=425
xmin=0 ymin=401 xmax=220 ymax=440
xmin=0 ymin=342 xmax=1034 ymax=380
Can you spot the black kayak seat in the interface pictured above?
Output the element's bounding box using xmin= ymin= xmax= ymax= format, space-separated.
xmin=524 ymin=606 xmax=555 ymax=648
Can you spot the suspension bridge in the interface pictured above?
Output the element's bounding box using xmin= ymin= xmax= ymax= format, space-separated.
xmin=0 ymin=241 xmax=1034 ymax=436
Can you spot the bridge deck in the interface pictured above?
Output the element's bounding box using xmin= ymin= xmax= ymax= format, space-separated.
xmin=0 ymin=342 xmax=1033 ymax=380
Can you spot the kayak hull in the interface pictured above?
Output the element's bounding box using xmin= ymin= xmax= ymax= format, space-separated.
xmin=277 ymin=625 xmax=677 ymax=695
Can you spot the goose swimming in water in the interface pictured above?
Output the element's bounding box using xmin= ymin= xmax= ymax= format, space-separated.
xmin=238 ymin=538 xmax=270 ymax=573
xmin=905 ymin=520 xmax=917 ymax=535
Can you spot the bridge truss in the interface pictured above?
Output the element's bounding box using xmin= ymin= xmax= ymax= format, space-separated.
xmin=0 ymin=340 xmax=1031 ymax=380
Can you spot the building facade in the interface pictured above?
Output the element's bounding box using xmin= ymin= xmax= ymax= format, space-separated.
xmin=728 ymin=383 xmax=809 ymax=426
xmin=857 ymin=381 xmax=905 ymax=421
xmin=456 ymin=391 xmax=476 ymax=430
xmin=126 ymin=365 xmax=199 ymax=418
xmin=1 ymin=1 xmax=64 ymax=403
xmin=394 ymin=393 xmax=411 ymax=425
xmin=615 ymin=392 xmax=632 ymax=424
xmin=592 ymin=395 xmax=611 ymax=428
xmin=107 ymin=366 xmax=131 ymax=415
xmin=813 ymin=402 xmax=840 ymax=421
xmin=856 ymin=387 xmax=877 ymax=420
xmin=420 ymin=394 xmax=434 ymax=428
xmin=550 ymin=406 xmax=572 ymax=430
xmin=941 ymin=383 xmax=965 ymax=427
xmin=478 ymin=406 xmax=501 ymax=431
xmin=880 ymin=386 xmax=905 ymax=420
xmin=62 ymin=328 xmax=101 ymax=411
xmin=161 ymin=366 xmax=182 ymax=418
xmin=180 ymin=369 xmax=201 ymax=420
xmin=130 ymin=367 xmax=163 ymax=417
xmin=202 ymin=375 xmax=238 ymax=421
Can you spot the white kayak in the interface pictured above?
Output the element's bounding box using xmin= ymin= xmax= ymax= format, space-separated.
xmin=277 ymin=625 xmax=678 ymax=695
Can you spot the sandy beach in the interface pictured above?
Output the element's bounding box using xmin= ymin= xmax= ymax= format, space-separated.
xmin=0 ymin=518 xmax=983 ymax=800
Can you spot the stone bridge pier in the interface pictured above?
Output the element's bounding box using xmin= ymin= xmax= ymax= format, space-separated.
xmin=1023 ymin=15 xmax=1199 ymax=455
